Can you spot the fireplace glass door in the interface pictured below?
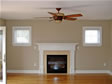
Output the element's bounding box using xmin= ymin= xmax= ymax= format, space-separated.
xmin=47 ymin=55 xmax=67 ymax=73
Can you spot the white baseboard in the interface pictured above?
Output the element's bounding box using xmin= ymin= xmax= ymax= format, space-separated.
xmin=7 ymin=70 xmax=112 ymax=75
xmin=7 ymin=70 xmax=40 ymax=74
xmin=110 ymin=72 xmax=112 ymax=75
xmin=76 ymin=70 xmax=111 ymax=74
xmin=108 ymin=71 xmax=112 ymax=75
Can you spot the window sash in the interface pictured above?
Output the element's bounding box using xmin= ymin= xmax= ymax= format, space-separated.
xmin=83 ymin=26 xmax=102 ymax=46
xmin=12 ymin=26 xmax=32 ymax=46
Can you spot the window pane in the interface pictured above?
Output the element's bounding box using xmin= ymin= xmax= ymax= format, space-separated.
xmin=13 ymin=26 xmax=32 ymax=46
xmin=85 ymin=30 xmax=99 ymax=44
xmin=15 ymin=30 xmax=30 ymax=43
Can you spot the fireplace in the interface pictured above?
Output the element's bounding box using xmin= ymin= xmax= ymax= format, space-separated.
xmin=44 ymin=51 xmax=70 ymax=74
xmin=47 ymin=55 xmax=67 ymax=73
xmin=37 ymin=43 xmax=78 ymax=74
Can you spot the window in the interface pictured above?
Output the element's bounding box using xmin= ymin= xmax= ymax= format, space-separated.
xmin=83 ymin=26 xmax=102 ymax=46
xmin=12 ymin=26 xmax=32 ymax=46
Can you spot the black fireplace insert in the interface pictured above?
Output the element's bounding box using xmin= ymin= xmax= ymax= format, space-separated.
xmin=47 ymin=55 xmax=67 ymax=73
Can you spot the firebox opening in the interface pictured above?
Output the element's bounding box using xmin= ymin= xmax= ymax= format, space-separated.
xmin=47 ymin=55 xmax=67 ymax=73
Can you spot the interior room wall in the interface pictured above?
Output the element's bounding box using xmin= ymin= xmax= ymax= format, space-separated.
xmin=6 ymin=20 xmax=111 ymax=71
xmin=109 ymin=21 xmax=112 ymax=72
xmin=108 ymin=21 xmax=112 ymax=73
xmin=0 ymin=19 xmax=6 ymax=26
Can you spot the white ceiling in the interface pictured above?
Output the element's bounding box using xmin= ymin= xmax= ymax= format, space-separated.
xmin=0 ymin=0 xmax=112 ymax=20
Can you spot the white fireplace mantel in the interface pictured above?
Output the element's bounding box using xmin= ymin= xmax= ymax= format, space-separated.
xmin=37 ymin=43 xmax=78 ymax=74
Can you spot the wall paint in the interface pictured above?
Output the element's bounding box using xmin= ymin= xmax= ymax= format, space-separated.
xmin=0 ymin=19 xmax=6 ymax=26
xmin=109 ymin=21 xmax=112 ymax=72
xmin=6 ymin=20 xmax=111 ymax=70
xmin=108 ymin=21 xmax=112 ymax=72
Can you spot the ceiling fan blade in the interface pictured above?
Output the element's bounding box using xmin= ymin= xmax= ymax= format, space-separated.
xmin=48 ymin=12 xmax=57 ymax=16
xmin=64 ymin=18 xmax=77 ymax=21
xmin=65 ymin=14 xmax=83 ymax=18
xmin=35 ymin=17 xmax=52 ymax=18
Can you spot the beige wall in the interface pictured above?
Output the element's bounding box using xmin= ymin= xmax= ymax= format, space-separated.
xmin=0 ymin=19 xmax=6 ymax=26
xmin=109 ymin=21 xmax=112 ymax=72
xmin=6 ymin=20 xmax=111 ymax=70
xmin=111 ymin=21 xmax=112 ymax=72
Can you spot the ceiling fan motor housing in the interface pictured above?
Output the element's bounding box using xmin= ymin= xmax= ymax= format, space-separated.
xmin=53 ymin=13 xmax=64 ymax=21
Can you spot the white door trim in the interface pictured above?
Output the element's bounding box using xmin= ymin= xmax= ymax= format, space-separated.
xmin=0 ymin=26 xmax=6 ymax=84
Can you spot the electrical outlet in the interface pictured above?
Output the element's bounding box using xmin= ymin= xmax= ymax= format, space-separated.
xmin=104 ymin=63 xmax=107 ymax=66
xmin=34 ymin=63 xmax=37 ymax=66
xmin=77 ymin=46 xmax=80 ymax=50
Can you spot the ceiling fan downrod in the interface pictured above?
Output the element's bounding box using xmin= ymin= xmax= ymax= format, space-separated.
xmin=56 ymin=8 xmax=61 ymax=13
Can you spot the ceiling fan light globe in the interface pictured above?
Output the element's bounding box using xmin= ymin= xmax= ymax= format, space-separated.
xmin=56 ymin=13 xmax=64 ymax=16
xmin=55 ymin=20 xmax=62 ymax=23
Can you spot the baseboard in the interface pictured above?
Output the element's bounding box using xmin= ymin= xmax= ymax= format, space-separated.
xmin=108 ymin=71 xmax=112 ymax=75
xmin=7 ymin=70 xmax=40 ymax=74
xmin=110 ymin=72 xmax=112 ymax=75
xmin=7 ymin=70 xmax=112 ymax=75
xmin=76 ymin=70 xmax=111 ymax=74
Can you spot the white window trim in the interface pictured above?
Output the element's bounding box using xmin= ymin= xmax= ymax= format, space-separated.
xmin=12 ymin=26 xmax=32 ymax=46
xmin=83 ymin=26 xmax=102 ymax=46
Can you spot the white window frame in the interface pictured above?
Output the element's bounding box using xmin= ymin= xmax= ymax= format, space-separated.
xmin=83 ymin=26 xmax=102 ymax=46
xmin=12 ymin=26 xmax=32 ymax=46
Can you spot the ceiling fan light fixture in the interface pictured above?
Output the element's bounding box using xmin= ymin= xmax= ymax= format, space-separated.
xmin=47 ymin=8 xmax=83 ymax=22
xmin=55 ymin=19 xmax=62 ymax=23
xmin=53 ymin=15 xmax=63 ymax=23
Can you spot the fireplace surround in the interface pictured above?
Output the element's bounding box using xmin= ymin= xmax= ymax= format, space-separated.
xmin=37 ymin=43 xmax=78 ymax=74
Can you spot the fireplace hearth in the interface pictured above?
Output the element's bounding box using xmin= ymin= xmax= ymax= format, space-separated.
xmin=47 ymin=55 xmax=67 ymax=73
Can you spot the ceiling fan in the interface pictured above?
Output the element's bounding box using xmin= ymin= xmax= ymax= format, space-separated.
xmin=38 ymin=8 xmax=83 ymax=22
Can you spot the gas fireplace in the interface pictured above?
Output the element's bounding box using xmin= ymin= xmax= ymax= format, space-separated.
xmin=47 ymin=55 xmax=67 ymax=73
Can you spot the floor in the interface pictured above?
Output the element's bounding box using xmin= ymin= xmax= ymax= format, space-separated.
xmin=7 ymin=73 xmax=112 ymax=84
